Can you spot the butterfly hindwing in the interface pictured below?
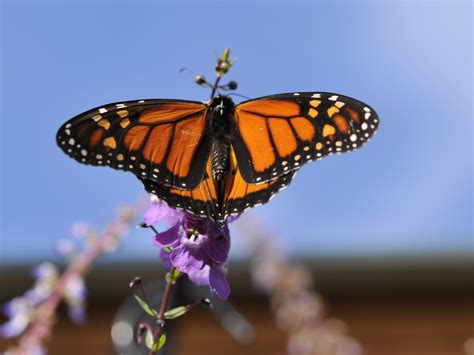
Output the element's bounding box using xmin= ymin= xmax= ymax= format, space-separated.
xmin=140 ymin=156 xmax=220 ymax=220
xmin=232 ymin=92 xmax=379 ymax=184
xmin=56 ymin=99 xmax=210 ymax=189
xmin=140 ymin=148 xmax=296 ymax=223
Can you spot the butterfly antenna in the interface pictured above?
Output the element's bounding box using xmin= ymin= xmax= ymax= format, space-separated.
xmin=227 ymin=92 xmax=251 ymax=100
xmin=178 ymin=66 xmax=198 ymax=75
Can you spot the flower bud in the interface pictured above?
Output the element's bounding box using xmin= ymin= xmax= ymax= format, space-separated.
xmin=222 ymin=48 xmax=231 ymax=62
xmin=129 ymin=276 xmax=142 ymax=288
xmin=138 ymin=323 xmax=147 ymax=334
xmin=227 ymin=81 xmax=238 ymax=90
xmin=201 ymin=298 xmax=212 ymax=308
xmin=215 ymin=60 xmax=231 ymax=76
xmin=195 ymin=75 xmax=207 ymax=85
xmin=138 ymin=222 xmax=148 ymax=228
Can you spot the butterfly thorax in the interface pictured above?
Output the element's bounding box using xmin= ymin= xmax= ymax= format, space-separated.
xmin=207 ymin=96 xmax=236 ymax=182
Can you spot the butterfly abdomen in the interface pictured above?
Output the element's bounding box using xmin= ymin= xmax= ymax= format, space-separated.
xmin=211 ymin=140 xmax=230 ymax=181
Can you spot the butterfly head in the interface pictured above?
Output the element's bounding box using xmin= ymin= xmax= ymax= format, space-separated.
xmin=208 ymin=95 xmax=235 ymax=116
xmin=207 ymin=95 xmax=236 ymax=138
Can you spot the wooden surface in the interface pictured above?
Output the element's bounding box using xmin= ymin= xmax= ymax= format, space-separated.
xmin=1 ymin=291 xmax=473 ymax=355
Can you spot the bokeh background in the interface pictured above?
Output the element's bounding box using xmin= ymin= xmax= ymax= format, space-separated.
xmin=1 ymin=1 xmax=473 ymax=355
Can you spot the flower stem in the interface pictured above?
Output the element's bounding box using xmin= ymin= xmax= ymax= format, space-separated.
xmin=8 ymin=198 xmax=147 ymax=354
xmin=210 ymin=76 xmax=221 ymax=99
xmin=150 ymin=267 xmax=177 ymax=355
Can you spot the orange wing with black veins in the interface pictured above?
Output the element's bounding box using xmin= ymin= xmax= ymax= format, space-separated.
xmin=56 ymin=99 xmax=211 ymax=190
xmin=140 ymin=147 xmax=295 ymax=223
xmin=232 ymin=92 xmax=379 ymax=184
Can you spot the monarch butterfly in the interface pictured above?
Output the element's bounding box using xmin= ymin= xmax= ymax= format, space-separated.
xmin=57 ymin=92 xmax=379 ymax=225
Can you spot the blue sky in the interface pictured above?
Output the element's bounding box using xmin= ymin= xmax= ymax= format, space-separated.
xmin=1 ymin=1 xmax=472 ymax=264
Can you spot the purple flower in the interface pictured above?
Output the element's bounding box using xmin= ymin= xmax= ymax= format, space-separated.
xmin=0 ymin=298 xmax=31 ymax=338
xmin=29 ymin=346 xmax=47 ymax=355
xmin=144 ymin=198 xmax=181 ymax=226
xmin=64 ymin=275 xmax=87 ymax=324
xmin=144 ymin=201 xmax=232 ymax=300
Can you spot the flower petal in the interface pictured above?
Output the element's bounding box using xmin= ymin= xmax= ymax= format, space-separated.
xmin=203 ymin=235 xmax=230 ymax=263
xmin=159 ymin=248 xmax=173 ymax=268
xmin=164 ymin=208 xmax=184 ymax=225
xmin=188 ymin=265 xmax=210 ymax=286
xmin=0 ymin=313 xmax=30 ymax=338
xmin=209 ymin=264 xmax=230 ymax=300
xmin=153 ymin=224 xmax=181 ymax=247
xmin=144 ymin=200 xmax=183 ymax=226
xmin=68 ymin=305 xmax=86 ymax=324
xmin=170 ymin=245 xmax=204 ymax=274
xmin=144 ymin=202 xmax=169 ymax=226
xmin=203 ymin=223 xmax=230 ymax=263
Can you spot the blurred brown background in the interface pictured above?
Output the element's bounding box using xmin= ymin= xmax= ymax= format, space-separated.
xmin=2 ymin=257 xmax=473 ymax=355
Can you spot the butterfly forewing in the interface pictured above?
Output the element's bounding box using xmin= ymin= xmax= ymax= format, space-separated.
xmin=232 ymin=92 xmax=379 ymax=184
xmin=56 ymin=99 xmax=210 ymax=190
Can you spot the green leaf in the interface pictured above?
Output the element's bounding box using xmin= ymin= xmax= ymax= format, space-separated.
xmin=165 ymin=269 xmax=181 ymax=284
xmin=134 ymin=295 xmax=158 ymax=318
xmin=164 ymin=305 xmax=189 ymax=319
xmin=144 ymin=329 xmax=154 ymax=349
xmin=151 ymin=334 xmax=167 ymax=352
